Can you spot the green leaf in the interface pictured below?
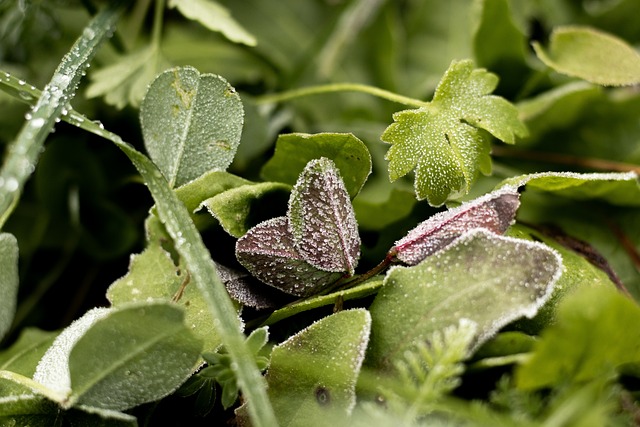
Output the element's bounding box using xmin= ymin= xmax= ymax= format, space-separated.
xmin=199 ymin=181 xmax=290 ymax=237
xmin=106 ymin=241 xmax=223 ymax=353
xmin=498 ymin=171 xmax=640 ymax=206
xmin=515 ymin=286 xmax=640 ymax=390
xmin=266 ymin=309 xmax=371 ymax=426
xmin=353 ymin=188 xmax=416 ymax=230
xmin=0 ymin=233 xmax=18 ymax=340
xmin=382 ymin=59 xmax=527 ymax=205
xmin=533 ymin=26 xmax=640 ymax=86
xmin=169 ymin=0 xmax=257 ymax=46
xmin=261 ymin=133 xmax=372 ymax=199
xmin=367 ymin=230 xmax=561 ymax=371
xmin=0 ymin=328 xmax=57 ymax=390
xmin=140 ymin=66 xmax=244 ymax=188
xmin=66 ymin=302 xmax=202 ymax=410
xmin=85 ymin=44 xmax=169 ymax=109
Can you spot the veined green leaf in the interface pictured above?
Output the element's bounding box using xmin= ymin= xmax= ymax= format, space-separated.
xmin=261 ymin=133 xmax=372 ymax=198
xmin=533 ymin=26 xmax=640 ymax=86
xmin=0 ymin=233 xmax=18 ymax=341
xmin=169 ymin=0 xmax=257 ymax=46
xmin=266 ymin=309 xmax=371 ymax=426
xmin=382 ymin=59 xmax=527 ymax=205
xmin=367 ymin=230 xmax=561 ymax=370
xmin=140 ymin=66 xmax=244 ymax=188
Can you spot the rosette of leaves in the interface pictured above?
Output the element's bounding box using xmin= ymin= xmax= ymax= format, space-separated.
xmin=236 ymin=157 xmax=360 ymax=297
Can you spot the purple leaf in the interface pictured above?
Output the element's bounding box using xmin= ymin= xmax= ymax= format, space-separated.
xmin=216 ymin=262 xmax=292 ymax=309
xmin=391 ymin=186 xmax=520 ymax=265
xmin=236 ymin=217 xmax=344 ymax=297
xmin=288 ymin=158 xmax=361 ymax=274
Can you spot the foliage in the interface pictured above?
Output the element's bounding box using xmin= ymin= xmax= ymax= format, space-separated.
xmin=1 ymin=0 xmax=640 ymax=426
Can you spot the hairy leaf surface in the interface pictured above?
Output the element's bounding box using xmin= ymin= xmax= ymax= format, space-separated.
xmin=382 ymin=59 xmax=527 ymax=205
xmin=0 ymin=233 xmax=18 ymax=341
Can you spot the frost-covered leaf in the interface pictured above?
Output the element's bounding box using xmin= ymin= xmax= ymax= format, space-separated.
xmin=261 ymin=133 xmax=372 ymax=198
xmin=533 ymin=26 xmax=640 ymax=86
xmin=236 ymin=217 xmax=344 ymax=297
xmin=106 ymin=242 xmax=223 ymax=352
xmin=169 ymin=0 xmax=256 ymax=46
xmin=85 ymin=45 xmax=169 ymax=109
xmin=140 ymin=66 xmax=244 ymax=188
xmin=0 ymin=233 xmax=18 ymax=341
xmin=516 ymin=286 xmax=640 ymax=390
xmin=288 ymin=157 xmax=360 ymax=274
xmin=367 ymin=230 xmax=562 ymax=371
xmin=217 ymin=262 xmax=291 ymax=310
xmin=199 ymin=181 xmax=290 ymax=237
xmin=266 ymin=309 xmax=371 ymax=426
xmin=498 ymin=171 xmax=640 ymax=206
xmin=382 ymin=59 xmax=528 ymax=205
xmin=392 ymin=186 xmax=520 ymax=265
xmin=67 ymin=302 xmax=202 ymax=410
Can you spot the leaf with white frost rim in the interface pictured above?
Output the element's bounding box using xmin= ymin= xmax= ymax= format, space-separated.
xmin=288 ymin=157 xmax=360 ymax=274
xmin=236 ymin=217 xmax=344 ymax=297
xmin=141 ymin=66 xmax=244 ymax=188
xmin=367 ymin=230 xmax=562 ymax=370
xmin=392 ymin=186 xmax=520 ymax=265
xmin=266 ymin=309 xmax=371 ymax=425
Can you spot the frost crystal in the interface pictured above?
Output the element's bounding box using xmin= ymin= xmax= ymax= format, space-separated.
xmin=392 ymin=186 xmax=520 ymax=265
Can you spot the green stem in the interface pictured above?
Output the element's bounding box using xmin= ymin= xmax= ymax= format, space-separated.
xmin=255 ymin=82 xmax=429 ymax=108
xmin=151 ymin=0 xmax=165 ymax=48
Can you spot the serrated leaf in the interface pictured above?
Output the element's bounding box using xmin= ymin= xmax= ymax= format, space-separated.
xmin=199 ymin=181 xmax=290 ymax=237
xmin=140 ymin=66 xmax=244 ymax=188
xmin=288 ymin=157 xmax=360 ymax=274
xmin=533 ymin=26 xmax=640 ymax=86
xmin=367 ymin=230 xmax=561 ymax=371
xmin=85 ymin=44 xmax=169 ymax=109
xmin=266 ymin=309 xmax=371 ymax=426
xmin=0 ymin=232 xmax=18 ymax=341
xmin=261 ymin=133 xmax=372 ymax=198
xmin=67 ymin=302 xmax=202 ymax=410
xmin=392 ymin=186 xmax=520 ymax=265
xmin=515 ymin=286 xmax=640 ymax=390
xmin=236 ymin=217 xmax=344 ymax=297
xmin=382 ymin=59 xmax=528 ymax=205
xmin=169 ymin=0 xmax=256 ymax=46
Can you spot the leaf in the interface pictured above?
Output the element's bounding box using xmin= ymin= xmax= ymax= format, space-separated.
xmin=236 ymin=217 xmax=344 ymax=297
xmin=199 ymin=181 xmax=290 ymax=238
xmin=140 ymin=66 xmax=244 ymax=188
xmin=353 ymin=187 xmax=417 ymax=230
xmin=367 ymin=230 xmax=562 ymax=371
xmin=169 ymin=0 xmax=257 ymax=46
xmin=261 ymin=133 xmax=372 ymax=198
xmin=498 ymin=171 xmax=640 ymax=206
xmin=0 ymin=232 xmax=18 ymax=340
xmin=515 ymin=286 xmax=640 ymax=390
xmin=236 ymin=158 xmax=361 ymax=296
xmin=85 ymin=45 xmax=169 ymax=109
xmin=0 ymin=328 xmax=57 ymax=392
xmin=266 ymin=309 xmax=371 ymax=426
xmin=533 ymin=26 xmax=640 ymax=86
xmin=382 ymin=59 xmax=528 ymax=205
xmin=67 ymin=302 xmax=202 ymax=410
xmin=106 ymin=241 xmax=223 ymax=352
xmin=391 ymin=186 xmax=521 ymax=265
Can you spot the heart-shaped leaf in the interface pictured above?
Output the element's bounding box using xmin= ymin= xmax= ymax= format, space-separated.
xmin=392 ymin=186 xmax=521 ymax=265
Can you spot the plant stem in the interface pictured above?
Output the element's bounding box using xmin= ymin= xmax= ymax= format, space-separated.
xmin=151 ymin=0 xmax=165 ymax=48
xmin=255 ymin=83 xmax=430 ymax=108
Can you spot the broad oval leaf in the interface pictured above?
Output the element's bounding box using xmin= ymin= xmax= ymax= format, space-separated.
xmin=0 ymin=233 xmax=18 ymax=341
xmin=392 ymin=186 xmax=520 ymax=265
xmin=266 ymin=309 xmax=371 ymax=426
xmin=382 ymin=59 xmax=527 ymax=205
xmin=236 ymin=217 xmax=344 ymax=297
xmin=67 ymin=302 xmax=202 ymax=411
xmin=533 ymin=26 xmax=640 ymax=86
xmin=141 ymin=66 xmax=244 ymax=188
xmin=288 ymin=158 xmax=360 ymax=274
xmin=261 ymin=133 xmax=372 ymax=198
xmin=367 ymin=230 xmax=562 ymax=371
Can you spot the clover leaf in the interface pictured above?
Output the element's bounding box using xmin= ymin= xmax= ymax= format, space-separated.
xmin=382 ymin=59 xmax=528 ymax=206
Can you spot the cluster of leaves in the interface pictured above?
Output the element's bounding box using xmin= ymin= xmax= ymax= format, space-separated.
xmin=1 ymin=0 xmax=640 ymax=426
